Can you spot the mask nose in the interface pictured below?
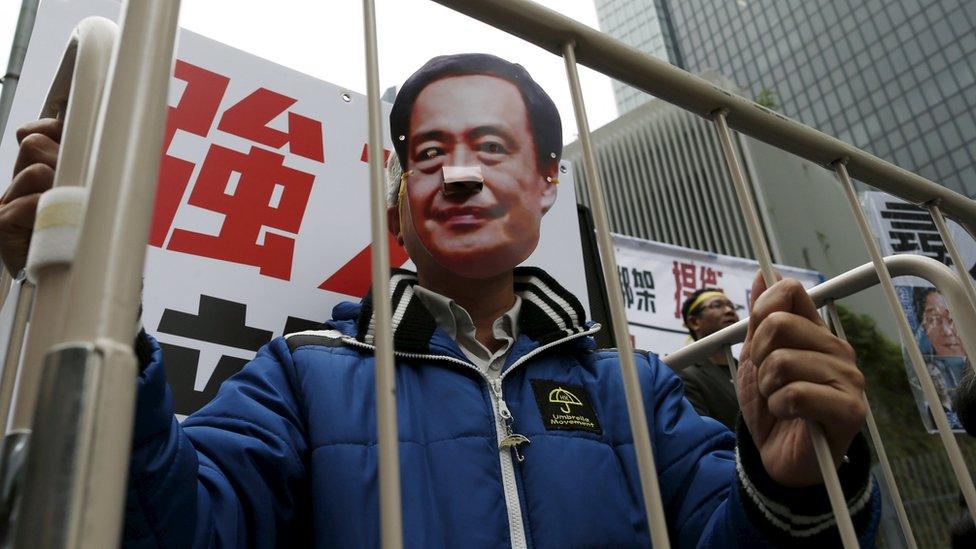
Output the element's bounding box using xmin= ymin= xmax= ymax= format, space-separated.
xmin=442 ymin=166 xmax=484 ymax=197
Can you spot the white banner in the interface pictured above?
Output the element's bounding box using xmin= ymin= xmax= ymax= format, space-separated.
xmin=0 ymin=0 xmax=588 ymax=416
xmin=863 ymin=190 xmax=975 ymax=433
xmin=612 ymin=235 xmax=823 ymax=357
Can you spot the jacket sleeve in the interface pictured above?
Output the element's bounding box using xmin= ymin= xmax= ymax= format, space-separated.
xmin=640 ymin=352 xmax=880 ymax=548
xmin=123 ymin=335 xmax=310 ymax=548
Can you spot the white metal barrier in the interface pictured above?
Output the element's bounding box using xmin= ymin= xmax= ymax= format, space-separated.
xmin=417 ymin=1 xmax=976 ymax=548
xmin=0 ymin=15 xmax=117 ymax=546
xmin=1 ymin=16 xmax=117 ymax=438
xmin=0 ymin=0 xmax=973 ymax=547
xmin=0 ymin=0 xmax=181 ymax=546
xmin=667 ymin=256 xmax=976 ymax=549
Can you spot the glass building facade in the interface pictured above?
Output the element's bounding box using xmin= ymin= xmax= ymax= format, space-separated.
xmin=597 ymin=0 xmax=976 ymax=197
xmin=594 ymin=0 xmax=684 ymax=113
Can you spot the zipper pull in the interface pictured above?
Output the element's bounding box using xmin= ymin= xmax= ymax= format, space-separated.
xmin=490 ymin=379 xmax=513 ymax=421
xmin=490 ymin=378 xmax=503 ymax=398
xmin=490 ymin=378 xmax=530 ymax=461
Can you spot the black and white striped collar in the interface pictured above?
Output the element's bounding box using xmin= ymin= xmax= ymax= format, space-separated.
xmin=356 ymin=267 xmax=590 ymax=353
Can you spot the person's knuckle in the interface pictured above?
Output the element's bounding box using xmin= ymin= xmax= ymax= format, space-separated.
xmin=828 ymin=335 xmax=854 ymax=358
xmin=15 ymin=123 xmax=33 ymax=141
xmin=783 ymin=384 xmax=803 ymax=413
xmin=18 ymin=133 xmax=52 ymax=159
xmin=21 ymin=162 xmax=54 ymax=182
xmin=760 ymin=350 xmax=787 ymax=393
xmin=846 ymin=397 xmax=868 ymax=424
xmin=762 ymin=348 xmax=786 ymax=377
xmin=764 ymin=310 xmax=793 ymax=335
xmin=846 ymin=366 xmax=865 ymax=390
xmin=781 ymin=278 xmax=804 ymax=294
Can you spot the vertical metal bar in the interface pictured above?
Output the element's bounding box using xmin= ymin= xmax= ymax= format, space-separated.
xmin=0 ymin=270 xmax=12 ymax=312
xmin=563 ymin=41 xmax=671 ymax=549
xmin=712 ymin=111 xmax=776 ymax=280
xmin=833 ymin=162 xmax=976 ymax=524
xmin=0 ymin=0 xmax=40 ymax=149
xmin=723 ymin=345 xmax=738 ymax=394
xmin=704 ymin=116 xmax=751 ymax=257
xmin=714 ymin=111 xmax=859 ymax=548
xmin=361 ymin=1 xmax=402 ymax=548
xmin=825 ymin=301 xmax=918 ymax=548
xmin=0 ymin=278 xmax=32 ymax=434
xmin=927 ymin=202 xmax=976 ymax=312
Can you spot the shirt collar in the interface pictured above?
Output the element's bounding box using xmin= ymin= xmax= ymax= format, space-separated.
xmin=412 ymin=285 xmax=521 ymax=344
xmin=355 ymin=267 xmax=589 ymax=353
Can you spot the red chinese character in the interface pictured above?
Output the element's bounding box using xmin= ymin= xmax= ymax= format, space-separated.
xmin=151 ymin=60 xmax=230 ymax=247
xmin=672 ymin=260 xmax=698 ymax=318
xmin=318 ymin=235 xmax=411 ymax=297
xmin=218 ymin=88 xmax=324 ymax=163
xmin=699 ymin=266 xmax=722 ymax=288
xmin=167 ymin=145 xmax=315 ymax=280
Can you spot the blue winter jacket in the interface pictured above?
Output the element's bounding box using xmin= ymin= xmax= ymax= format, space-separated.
xmin=123 ymin=268 xmax=880 ymax=547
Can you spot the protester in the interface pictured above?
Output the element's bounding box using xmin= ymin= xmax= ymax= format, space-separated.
xmin=1 ymin=53 xmax=879 ymax=547
xmin=674 ymin=288 xmax=742 ymax=429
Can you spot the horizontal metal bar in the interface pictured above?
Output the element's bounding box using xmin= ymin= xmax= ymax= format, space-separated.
xmin=665 ymin=254 xmax=976 ymax=370
xmin=430 ymin=0 xmax=976 ymax=237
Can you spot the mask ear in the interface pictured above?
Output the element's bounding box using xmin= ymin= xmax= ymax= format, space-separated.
xmin=540 ymin=161 xmax=559 ymax=214
xmin=686 ymin=315 xmax=700 ymax=337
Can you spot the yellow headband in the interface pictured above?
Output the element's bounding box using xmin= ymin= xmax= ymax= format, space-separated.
xmin=685 ymin=290 xmax=727 ymax=318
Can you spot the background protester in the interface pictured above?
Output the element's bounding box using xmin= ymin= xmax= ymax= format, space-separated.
xmin=674 ymin=288 xmax=742 ymax=429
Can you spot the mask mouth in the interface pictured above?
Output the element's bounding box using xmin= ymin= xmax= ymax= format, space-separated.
xmin=442 ymin=165 xmax=484 ymax=196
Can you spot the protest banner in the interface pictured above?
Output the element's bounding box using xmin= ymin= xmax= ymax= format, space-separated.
xmin=0 ymin=0 xmax=588 ymax=416
xmin=612 ymin=234 xmax=823 ymax=357
xmin=863 ymin=190 xmax=976 ymax=432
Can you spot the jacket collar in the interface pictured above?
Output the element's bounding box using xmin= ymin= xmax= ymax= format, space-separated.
xmin=355 ymin=267 xmax=590 ymax=354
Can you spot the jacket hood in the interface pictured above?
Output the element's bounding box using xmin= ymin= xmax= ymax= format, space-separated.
xmin=328 ymin=267 xmax=593 ymax=355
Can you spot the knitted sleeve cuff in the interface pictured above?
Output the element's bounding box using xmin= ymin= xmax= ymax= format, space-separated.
xmin=735 ymin=418 xmax=876 ymax=546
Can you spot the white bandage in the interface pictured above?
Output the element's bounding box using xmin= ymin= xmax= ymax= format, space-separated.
xmin=442 ymin=165 xmax=484 ymax=184
xmin=25 ymin=186 xmax=88 ymax=284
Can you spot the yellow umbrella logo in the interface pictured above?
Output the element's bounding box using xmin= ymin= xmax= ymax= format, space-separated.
xmin=548 ymin=387 xmax=583 ymax=414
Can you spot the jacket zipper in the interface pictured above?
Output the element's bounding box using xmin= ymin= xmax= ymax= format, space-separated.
xmin=337 ymin=325 xmax=601 ymax=548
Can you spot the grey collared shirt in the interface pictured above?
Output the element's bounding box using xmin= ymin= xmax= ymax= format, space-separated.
xmin=413 ymin=286 xmax=521 ymax=378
